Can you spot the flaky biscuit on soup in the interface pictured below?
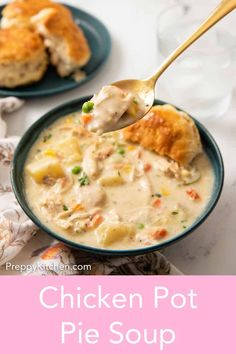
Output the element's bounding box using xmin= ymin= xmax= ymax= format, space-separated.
xmin=1 ymin=0 xmax=72 ymax=29
xmin=31 ymin=7 xmax=91 ymax=78
xmin=0 ymin=27 xmax=48 ymax=88
xmin=123 ymin=104 xmax=202 ymax=165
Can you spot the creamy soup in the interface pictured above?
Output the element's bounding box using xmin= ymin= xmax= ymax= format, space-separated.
xmin=24 ymin=112 xmax=214 ymax=250
xmin=81 ymin=85 xmax=146 ymax=134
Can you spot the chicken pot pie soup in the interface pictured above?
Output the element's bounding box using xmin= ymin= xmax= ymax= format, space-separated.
xmin=24 ymin=104 xmax=214 ymax=250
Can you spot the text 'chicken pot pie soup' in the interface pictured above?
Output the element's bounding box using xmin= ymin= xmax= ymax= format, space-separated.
xmin=24 ymin=104 xmax=214 ymax=250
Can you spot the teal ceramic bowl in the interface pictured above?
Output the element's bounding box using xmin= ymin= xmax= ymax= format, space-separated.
xmin=0 ymin=5 xmax=111 ymax=98
xmin=11 ymin=97 xmax=224 ymax=256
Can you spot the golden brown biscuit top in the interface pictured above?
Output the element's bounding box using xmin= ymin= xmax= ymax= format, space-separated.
xmin=0 ymin=27 xmax=45 ymax=62
xmin=123 ymin=104 xmax=202 ymax=165
xmin=32 ymin=8 xmax=91 ymax=63
xmin=2 ymin=0 xmax=72 ymax=22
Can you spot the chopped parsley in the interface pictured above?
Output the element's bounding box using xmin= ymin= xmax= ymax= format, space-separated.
xmin=79 ymin=172 xmax=90 ymax=186
xmin=117 ymin=147 xmax=125 ymax=155
xmin=133 ymin=98 xmax=138 ymax=104
xmin=151 ymin=193 xmax=162 ymax=198
xmin=71 ymin=166 xmax=90 ymax=186
xmin=63 ymin=205 xmax=68 ymax=211
xmin=43 ymin=133 xmax=52 ymax=143
xmin=72 ymin=166 xmax=82 ymax=175
xmin=172 ymin=211 xmax=179 ymax=215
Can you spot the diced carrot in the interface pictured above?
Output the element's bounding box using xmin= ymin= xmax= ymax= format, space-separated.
xmin=144 ymin=163 xmax=152 ymax=172
xmin=88 ymin=214 xmax=104 ymax=229
xmin=152 ymin=198 xmax=162 ymax=208
xmin=151 ymin=228 xmax=168 ymax=240
xmin=186 ymin=188 xmax=201 ymax=201
xmin=81 ymin=114 xmax=92 ymax=125
xmin=73 ymin=204 xmax=84 ymax=212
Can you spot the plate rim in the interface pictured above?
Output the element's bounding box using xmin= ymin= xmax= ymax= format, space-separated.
xmin=11 ymin=97 xmax=224 ymax=256
xmin=0 ymin=4 xmax=112 ymax=98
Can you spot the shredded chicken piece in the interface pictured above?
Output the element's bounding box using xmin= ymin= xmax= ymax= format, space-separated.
xmin=82 ymin=143 xmax=100 ymax=178
xmin=56 ymin=207 xmax=102 ymax=234
xmin=69 ymin=208 xmax=102 ymax=222
xmin=56 ymin=218 xmax=72 ymax=230
xmin=42 ymin=176 xmax=56 ymax=186
xmin=73 ymin=220 xmax=88 ymax=233
xmin=96 ymin=146 xmax=114 ymax=160
xmin=40 ymin=195 xmax=63 ymax=217
xmin=72 ymin=125 xmax=91 ymax=138
xmin=164 ymin=161 xmax=201 ymax=185
xmin=76 ymin=184 xmax=106 ymax=209
xmin=51 ymin=175 xmax=74 ymax=194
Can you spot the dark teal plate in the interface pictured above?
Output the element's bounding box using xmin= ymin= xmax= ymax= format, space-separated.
xmin=0 ymin=5 xmax=111 ymax=98
xmin=11 ymin=98 xmax=224 ymax=256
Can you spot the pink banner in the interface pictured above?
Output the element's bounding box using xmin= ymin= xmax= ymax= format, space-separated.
xmin=0 ymin=276 xmax=235 ymax=353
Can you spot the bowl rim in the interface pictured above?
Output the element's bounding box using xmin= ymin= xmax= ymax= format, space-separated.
xmin=11 ymin=96 xmax=224 ymax=256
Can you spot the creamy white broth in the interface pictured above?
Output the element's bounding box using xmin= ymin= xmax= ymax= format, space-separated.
xmin=24 ymin=112 xmax=214 ymax=250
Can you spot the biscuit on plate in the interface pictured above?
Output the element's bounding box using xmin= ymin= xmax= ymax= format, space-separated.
xmin=31 ymin=7 xmax=91 ymax=78
xmin=0 ymin=27 xmax=48 ymax=88
xmin=1 ymin=0 xmax=72 ymax=29
xmin=123 ymin=104 xmax=202 ymax=165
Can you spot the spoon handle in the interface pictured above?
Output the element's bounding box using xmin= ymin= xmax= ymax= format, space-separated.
xmin=148 ymin=0 xmax=236 ymax=84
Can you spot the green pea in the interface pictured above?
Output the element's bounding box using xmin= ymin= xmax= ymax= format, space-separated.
xmin=72 ymin=166 xmax=82 ymax=175
xmin=137 ymin=223 xmax=145 ymax=230
xmin=82 ymin=101 xmax=94 ymax=113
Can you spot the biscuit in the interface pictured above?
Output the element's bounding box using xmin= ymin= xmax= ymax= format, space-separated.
xmin=31 ymin=7 xmax=91 ymax=77
xmin=123 ymin=104 xmax=202 ymax=165
xmin=0 ymin=27 xmax=48 ymax=88
xmin=1 ymin=0 xmax=72 ymax=29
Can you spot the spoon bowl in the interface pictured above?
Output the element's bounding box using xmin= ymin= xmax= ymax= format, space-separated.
xmin=111 ymin=79 xmax=154 ymax=130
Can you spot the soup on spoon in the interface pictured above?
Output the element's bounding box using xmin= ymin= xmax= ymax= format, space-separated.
xmin=80 ymin=85 xmax=147 ymax=134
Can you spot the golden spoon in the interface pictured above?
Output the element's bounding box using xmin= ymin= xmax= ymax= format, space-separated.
xmin=110 ymin=0 xmax=236 ymax=131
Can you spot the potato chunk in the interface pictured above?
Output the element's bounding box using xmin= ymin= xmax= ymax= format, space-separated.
xmin=98 ymin=174 xmax=124 ymax=187
xmin=96 ymin=222 xmax=136 ymax=246
xmin=26 ymin=157 xmax=65 ymax=183
xmin=57 ymin=137 xmax=82 ymax=164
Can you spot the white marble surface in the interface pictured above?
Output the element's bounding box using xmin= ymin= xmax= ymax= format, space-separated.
xmin=2 ymin=0 xmax=236 ymax=274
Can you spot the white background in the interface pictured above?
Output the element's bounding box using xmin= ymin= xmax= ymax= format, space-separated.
xmin=3 ymin=0 xmax=236 ymax=274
